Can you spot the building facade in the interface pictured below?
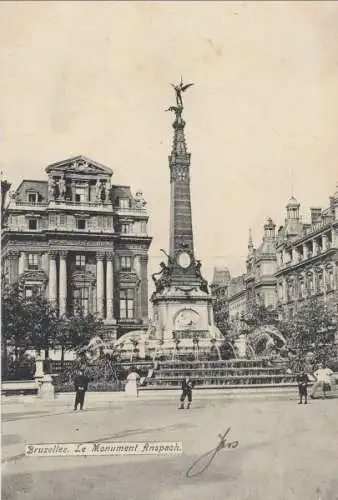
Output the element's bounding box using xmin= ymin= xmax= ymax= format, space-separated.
xmin=275 ymin=190 xmax=338 ymax=319
xmin=211 ymin=186 xmax=338 ymax=332
xmin=1 ymin=155 xmax=152 ymax=339
xmin=211 ymin=218 xmax=278 ymax=327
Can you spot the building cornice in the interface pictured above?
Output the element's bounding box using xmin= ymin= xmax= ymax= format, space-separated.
xmin=275 ymin=247 xmax=337 ymax=277
xmin=276 ymin=220 xmax=337 ymax=250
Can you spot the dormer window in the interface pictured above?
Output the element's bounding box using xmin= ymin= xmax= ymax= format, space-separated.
xmin=119 ymin=198 xmax=130 ymax=209
xmin=28 ymin=192 xmax=37 ymax=203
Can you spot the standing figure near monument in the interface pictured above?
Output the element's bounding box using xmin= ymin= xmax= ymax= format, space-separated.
xmin=310 ymin=363 xmax=333 ymax=399
xmin=73 ymin=369 xmax=89 ymax=411
xmin=179 ymin=376 xmax=193 ymax=410
xmin=296 ymin=369 xmax=310 ymax=404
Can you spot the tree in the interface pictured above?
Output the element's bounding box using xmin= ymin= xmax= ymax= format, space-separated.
xmin=213 ymin=309 xmax=229 ymax=335
xmin=280 ymin=297 xmax=337 ymax=368
xmin=243 ymin=303 xmax=279 ymax=331
xmin=2 ymin=278 xmax=59 ymax=378
xmin=56 ymin=310 xmax=104 ymax=366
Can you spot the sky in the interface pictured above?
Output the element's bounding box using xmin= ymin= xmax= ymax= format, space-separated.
xmin=1 ymin=1 xmax=338 ymax=289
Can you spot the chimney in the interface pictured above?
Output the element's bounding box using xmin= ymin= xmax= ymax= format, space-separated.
xmin=310 ymin=207 xmax=322 ymax=225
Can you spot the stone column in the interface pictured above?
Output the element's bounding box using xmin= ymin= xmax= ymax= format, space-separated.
xmin=96 ymin=252 xmax=105 ymax=317
xmin=282 ymin=277 xmax=287 ymax=304
xmin=322 ymin=266 xmax=327 ymax=301
xmin=291 ymin=247 xmax=298 ymax=264
xmin=48 ymin=250 xmax=58 ymax=306
xmin=303 ymin=244 xmax=309 ymax=260
xmin=322 ymin=234 xmax=329 ymax=252
xmin=59 ymin=251 xmax=67 ymax=317
xmin=139 ymin=255 xmax=149 ymax=322
xmin=106 ymin=251 xmax=115 ymax=320
xmin=18 ymin=251 xmax=27 ymax=276
xmin=283 ymin=249 xmax=290 ymax=264
xmin=7 ymin=250 xmax=19 ymax=284
xmin=133 ymin=255 xmax=141 ymax=318
xmin=313 ymin=239 xmax=318 ymax=256
xmin=71 ymin=180 xmax=76 ymax=202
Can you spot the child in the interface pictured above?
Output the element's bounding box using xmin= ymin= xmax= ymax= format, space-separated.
xmin=296 ymin=370 xmax=309 ymax=405
xmin=74 ymin=369 xmax=89 ymax=411
xmin=178 ymin=376 xmax=193 ymax=409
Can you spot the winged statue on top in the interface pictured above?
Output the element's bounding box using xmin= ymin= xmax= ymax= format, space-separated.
xmin=166 ymin=77 xmax=194 ymax=114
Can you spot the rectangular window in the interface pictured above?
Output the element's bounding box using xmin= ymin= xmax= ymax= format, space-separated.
xmin=76 ymin=219 xmax=86 ymax=230
xmin=119 ymin=289 xmax=134 ymax=319
xmin=28 ymin=254 xmax=39 ymax=270
xmin=121 ymin=256 xmax=132 ymax=271
xmin=28 ymin=219 xmax=37 ymax=230
xmin=73 ymin=287 xmax=89 ymax=316
xmin=75 ymin=255 xmax=86 ymax=268
xmin=121 ymin=224 xmax=129 ymax=234
xmin=28 ymin=193 xmax=37 ymax=203
xmin=25 ymin=285 xmax=41 ymax=298
xmin=59 ymin=214 xmax=66 ymax=225
xmin=119 ymin=198 xmax=130 ymax=209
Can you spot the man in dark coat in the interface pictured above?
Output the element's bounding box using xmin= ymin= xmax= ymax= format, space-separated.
xmin=74 ymin=369 xmax=89 ymax=411
xmin=179 ymin=376 xmax=193 ymax=409
xmin=296 ymin=370 xmax=309 ymax=404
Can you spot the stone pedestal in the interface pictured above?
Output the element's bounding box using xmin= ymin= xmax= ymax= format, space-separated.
xmin=39 ymin=374 xmax=55 ymax=400
xmin=125 ymin=372 xmax=139 ymax=397
xmin=34 ymin=355 xmax=44 ymax=388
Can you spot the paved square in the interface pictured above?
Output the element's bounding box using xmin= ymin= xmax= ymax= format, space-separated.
xmin=2 ymin=392 xmax=338 ymax=500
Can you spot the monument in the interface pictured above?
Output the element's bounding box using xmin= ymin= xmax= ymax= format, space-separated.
xmin=147 ymin=80 xmax=222 ymax=354
xmin=114 ymin=80 xmax=222 ymax=358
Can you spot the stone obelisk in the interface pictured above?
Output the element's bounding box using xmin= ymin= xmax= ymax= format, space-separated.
xmin=150 ymin=81 xmax=220 ymax=345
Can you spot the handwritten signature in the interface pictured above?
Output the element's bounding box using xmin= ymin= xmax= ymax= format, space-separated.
xmin=185 ymin=427 xmax=239 ymax=478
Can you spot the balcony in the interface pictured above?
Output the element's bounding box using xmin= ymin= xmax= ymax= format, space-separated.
xmin=114 ymin=206 xmax=147 ymax=217
xmin=48 ymin=199 xmax=113 ymax=212
xmin=10 ymin=200 xmax=48 ymax=211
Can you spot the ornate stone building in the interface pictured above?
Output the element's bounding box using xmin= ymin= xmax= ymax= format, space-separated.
xmin=211 ymin=186 xmax=338 ymax=332
xmin=211 ymin=217 xmax=278 ymax=325
xmin=275 ymin=189 xmax=338 ymax=319
xmin=1 ymin=155 xmax=152 ymax=339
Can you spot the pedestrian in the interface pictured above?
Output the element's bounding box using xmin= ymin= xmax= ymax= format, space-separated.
xmin=74 ymin=369 xmax=89 ymax=411
xmin=296 ymin=369 xmax=310 ymax=404
xmin=310 ymin=363 xmax=333 ymax=399
xmin=179 ymin=376 xmax=193 ymax=410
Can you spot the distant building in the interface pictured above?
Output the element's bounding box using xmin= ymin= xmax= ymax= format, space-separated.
xmin=1 ymin=155 xmax=152 ymax=339
xmin=275 ymin=189 xmax=338 ymax=319
xmin=211 ymin=218 xmax=278 ymax=327
xmin=210 ymin=267 xmax=231 ymax=332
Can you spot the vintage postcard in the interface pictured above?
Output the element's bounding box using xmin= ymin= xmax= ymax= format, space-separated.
xmin=1 ymin=2 xmax=338 ymax=500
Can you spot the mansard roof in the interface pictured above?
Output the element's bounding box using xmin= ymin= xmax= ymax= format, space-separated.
xmin=45 ymin=155 xmax=113 ymax=176
xmin=15 ymin=180 xmax=48 ymax=201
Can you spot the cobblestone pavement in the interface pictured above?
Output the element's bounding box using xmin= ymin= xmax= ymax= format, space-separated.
xmin=2 ymin=393 xmax=338 ymax=500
